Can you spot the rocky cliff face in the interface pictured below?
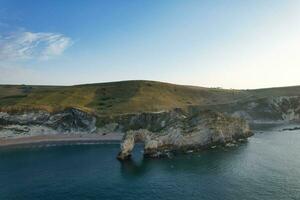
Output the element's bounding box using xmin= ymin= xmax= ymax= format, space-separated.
xmin=117 ymin=110 xmax=252 ymax=160
xmin=229 ymin=96 xmax=300 ymax=123
xmin=0 ymin=108 xmax=96 ymax=138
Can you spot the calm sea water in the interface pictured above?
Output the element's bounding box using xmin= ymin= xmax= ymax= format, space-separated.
xmin=0 ymin=127 xmax=300 ymax=200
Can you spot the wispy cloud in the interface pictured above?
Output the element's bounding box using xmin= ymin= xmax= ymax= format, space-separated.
xmin=0 ymin=31 xmax=72 ymax=61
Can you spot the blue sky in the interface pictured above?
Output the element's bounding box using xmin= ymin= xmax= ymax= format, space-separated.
xmin=0 ymin=0 xmax=300 ymax=89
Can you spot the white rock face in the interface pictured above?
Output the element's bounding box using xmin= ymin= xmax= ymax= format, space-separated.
xmin=282 ymin=109 xmax=300 ymax=121
xmin=117 ymin=110 xmax=252 ymax=160
xmin=230 ymin=96 xmax=300 ymax=123
xmin=0 ymin=108 xmax=97 ymax=138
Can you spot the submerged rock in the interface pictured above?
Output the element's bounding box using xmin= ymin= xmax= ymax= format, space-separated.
xmin=225 ymin=143 xmax=236 ymax=148
xmin=281 ymin=126 xmax=300 ymax=131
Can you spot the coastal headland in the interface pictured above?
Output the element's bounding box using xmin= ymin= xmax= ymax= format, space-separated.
xmin=1 ymin=80 xmax=300 ymax=159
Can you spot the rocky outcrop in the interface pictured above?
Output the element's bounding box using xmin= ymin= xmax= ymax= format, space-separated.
xmin=117 ymin=110 xmax=252 ymax=160
xmin=0 ymin=108 xmax=96 ymax=138
xmin=230 ymin=96 xmax=300 ymax=123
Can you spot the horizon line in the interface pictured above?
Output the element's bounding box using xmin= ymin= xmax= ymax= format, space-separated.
xmin=1 ymin=79 xmax=300 ymax=91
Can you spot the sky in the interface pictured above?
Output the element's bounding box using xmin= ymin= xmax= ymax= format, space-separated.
xmin=0 ymin=0 xmax=300 ymax=89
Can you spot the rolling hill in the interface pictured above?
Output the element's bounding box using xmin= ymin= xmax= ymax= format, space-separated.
xmin=1 ymin=80 xmax=300 ymax=116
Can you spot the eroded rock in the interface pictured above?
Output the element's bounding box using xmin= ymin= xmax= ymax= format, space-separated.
xmin=0 ymin=108 xmax=96 ymax=138
xmin=117 ymin=110 xmax=252 ymax=160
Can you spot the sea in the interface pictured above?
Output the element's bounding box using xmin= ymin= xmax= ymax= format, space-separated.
xmin=0 ymin=125 xmax=299 ymax=200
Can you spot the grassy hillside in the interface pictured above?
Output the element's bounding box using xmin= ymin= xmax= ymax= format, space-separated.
xmin=0 ymin=80 xmax=300 ymax=116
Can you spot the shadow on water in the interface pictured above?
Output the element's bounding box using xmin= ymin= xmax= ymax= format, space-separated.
xmin=119 ymin=143 xmax=151 ymax=178
xmin=119 ymin=158 xmax=151 ymax=178
xmin=119 ymin=142 xmax=250 ymax=179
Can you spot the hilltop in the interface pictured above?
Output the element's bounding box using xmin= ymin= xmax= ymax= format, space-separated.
xmin=1 ymin=80 xmax=300 ymax=116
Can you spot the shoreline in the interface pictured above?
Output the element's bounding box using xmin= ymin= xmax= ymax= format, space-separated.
xmin=0 ymin=133 xmax=122 ymax=149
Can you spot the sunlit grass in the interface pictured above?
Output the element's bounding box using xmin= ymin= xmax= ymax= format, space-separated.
xmin=0 ymin=80 xmax=299 ymax=115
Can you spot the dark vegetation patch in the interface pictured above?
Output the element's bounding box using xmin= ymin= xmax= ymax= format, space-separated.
xmin=1 ymin=95 xmax=27 ymax=99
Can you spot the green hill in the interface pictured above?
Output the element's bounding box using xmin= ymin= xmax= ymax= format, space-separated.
xmin=0 ymin=80 xmax=300 ymax=116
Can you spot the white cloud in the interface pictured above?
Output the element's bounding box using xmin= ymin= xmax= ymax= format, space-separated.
xmin=0 ymin=31 xmax=72 ymax=61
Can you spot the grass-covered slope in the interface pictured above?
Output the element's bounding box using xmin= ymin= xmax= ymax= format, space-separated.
xmin=0 ymin=80 xmax=300 ymax=116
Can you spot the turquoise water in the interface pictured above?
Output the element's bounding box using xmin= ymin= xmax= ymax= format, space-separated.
xmin=1 ymin=128 xmax=300 ymax=200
